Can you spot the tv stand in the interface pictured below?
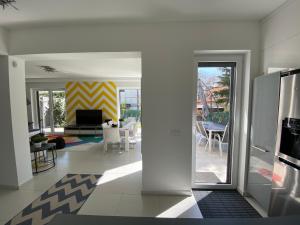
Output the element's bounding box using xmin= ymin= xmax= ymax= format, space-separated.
xmin=64 ymin=125 xmax=102 ymax=135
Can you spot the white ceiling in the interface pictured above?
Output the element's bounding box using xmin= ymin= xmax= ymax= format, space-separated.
xmin=0 ymin=0 xmax=288 ymax=28
xmin=21 ymin=52 xmax=142 ymax=79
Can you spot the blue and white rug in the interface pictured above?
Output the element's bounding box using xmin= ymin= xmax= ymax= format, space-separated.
xmin=5 ymin=174 xmax=101 ymax=225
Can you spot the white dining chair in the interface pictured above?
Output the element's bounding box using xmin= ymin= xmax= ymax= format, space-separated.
xmin=103 ymin=127 xmax=122 ymax=152
xmin=214 ymin=124 xmax=229 ymax=157
xmin=120 ymin=121 xmax=138 ymax=148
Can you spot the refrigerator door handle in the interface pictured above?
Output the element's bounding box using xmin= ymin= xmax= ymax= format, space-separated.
xmin=279 ymin=157 xmax=300 ymax=170
xmin=252 ymin=145 xmax=269 ymax=153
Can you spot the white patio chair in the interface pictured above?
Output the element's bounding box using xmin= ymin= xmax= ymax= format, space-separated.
xmin=103 ymin=127 xmax=123 ymax=152
xmin=214 ymin=124 xmax=229 ymax=157
xmin=196 ymin=121 xmax=209 ymax=150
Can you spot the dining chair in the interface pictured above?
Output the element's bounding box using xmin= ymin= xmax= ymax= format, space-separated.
xmin=196 ymin=121 xmax=209 ymax=150
xmin=214 ymin=124 xmax=229 ymax=157
xmin=120 ymin=121 xmax=139 ymax=148
xmin=103 ymin=127 xmax=123 ymax=152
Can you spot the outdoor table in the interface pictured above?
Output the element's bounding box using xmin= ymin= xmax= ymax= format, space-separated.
xmin=203 ymin=121 xmax=225 ymax=152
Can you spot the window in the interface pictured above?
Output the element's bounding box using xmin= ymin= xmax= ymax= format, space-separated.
xmin=119 ymin=89 xmax=141 ymax=120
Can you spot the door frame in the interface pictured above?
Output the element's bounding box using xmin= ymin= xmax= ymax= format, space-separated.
xmin=192 ymin=54 xmax=244 ymax=189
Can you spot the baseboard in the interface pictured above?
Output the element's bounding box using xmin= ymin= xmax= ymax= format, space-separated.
xmin=0 ymin=184 xmax=19 ymax=190
xmin=142 ymin=189 xmax=192 ymax=196
xmin=237 ymin=186 xmax=245 ymax=196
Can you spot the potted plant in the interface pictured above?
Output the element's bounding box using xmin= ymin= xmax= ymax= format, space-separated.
xmin=31 ymin=135 xmax=48 ymax=148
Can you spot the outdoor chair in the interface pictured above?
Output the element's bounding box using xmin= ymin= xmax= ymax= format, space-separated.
xmin=196 ymin=121 xmax=209 ymax=150
xmin=214 ymin=124 xmax=229 ymax=157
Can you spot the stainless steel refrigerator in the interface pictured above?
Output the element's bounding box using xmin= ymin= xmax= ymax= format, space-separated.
xmin=269 ymin=71 xmax=300 ymax=216
xmin=247 ymin=72 xmax=281 ymax=212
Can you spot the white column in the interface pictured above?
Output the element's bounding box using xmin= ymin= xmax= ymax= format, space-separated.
xmin=0 ymin=56 xmax=33 ymax=188
xmin=141 ymin=50 xmax=192 ymax=195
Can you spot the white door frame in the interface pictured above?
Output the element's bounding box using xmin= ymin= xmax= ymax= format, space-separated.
xmin=192 ymin=54 xmax=244 ymax=189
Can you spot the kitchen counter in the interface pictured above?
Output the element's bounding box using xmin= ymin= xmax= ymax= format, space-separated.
xmin=49 ymin=214 xmax=300 ymax=225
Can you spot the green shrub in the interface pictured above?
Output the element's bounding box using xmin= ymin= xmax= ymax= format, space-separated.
xmin=207 ymin=112 xmax=230 ymax=125
xmin=121 ymin=109 xmax=141 ymax=121
xmin=31 ymin=135 xmax=48 ymax=143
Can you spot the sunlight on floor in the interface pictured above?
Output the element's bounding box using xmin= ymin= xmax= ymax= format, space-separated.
xmin=156 ymin=196 xmax=198 ymax=218
xmin=196 ymin=141 xmax=228 ymax=183
xmin=97 ymin=160 xmax=142 ymax=185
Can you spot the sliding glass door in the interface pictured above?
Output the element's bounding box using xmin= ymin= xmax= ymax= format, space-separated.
xmin=37 ymin=90 xmax=66 ymax=134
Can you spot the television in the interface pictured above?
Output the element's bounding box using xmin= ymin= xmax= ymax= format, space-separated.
xmin=76 ymin=110 xmax=102 ymax=126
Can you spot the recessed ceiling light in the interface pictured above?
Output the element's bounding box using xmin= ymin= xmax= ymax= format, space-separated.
xmin=39 ymin=65 xmax=58 ymax=73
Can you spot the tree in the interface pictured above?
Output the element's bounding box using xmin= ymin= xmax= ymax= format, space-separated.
xmin=214 ymin=67 xmax=231 ymax=110
xmin=53 ymin=92 xmax=66 ymax=127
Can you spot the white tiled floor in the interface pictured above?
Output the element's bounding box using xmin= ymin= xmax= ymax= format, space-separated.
xmin=0 ymin=139 xmax=202 ymax=225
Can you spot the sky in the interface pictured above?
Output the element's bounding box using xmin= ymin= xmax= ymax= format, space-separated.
xmin=198 ymin=67 xmax=224 ymax=87
xmin=198 ymin=67 xmax=223 ymax=78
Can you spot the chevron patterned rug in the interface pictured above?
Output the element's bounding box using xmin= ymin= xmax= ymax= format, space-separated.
xmin=5 ymin=174 xmax=102 ymax=225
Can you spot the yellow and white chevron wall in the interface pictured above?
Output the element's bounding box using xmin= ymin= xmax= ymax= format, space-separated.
xmin=65 ymin=81 xmax=118 ymax=124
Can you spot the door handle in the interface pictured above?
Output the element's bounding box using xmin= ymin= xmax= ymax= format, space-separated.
xmin=279 ymin=157 xmax=300 ymax=170
xmin=252 ymin=145 xmax=269 ymax=153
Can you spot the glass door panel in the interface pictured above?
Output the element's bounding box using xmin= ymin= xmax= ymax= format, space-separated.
xmin=52 ymin=90 xmax=66 ymax=133
xmin=119 ymin=89 xmax=141 ymax=121
xmin=195 ymin=62 xmax=235 ymax=185
xmin=38 ymin=91 xmax=51 ymax=133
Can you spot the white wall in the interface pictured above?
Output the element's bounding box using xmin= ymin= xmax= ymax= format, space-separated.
xmin=0 ymin=27 xmax=8 ymax=55
xmin=261 ymin=0 xmax=300 ymax=73
xmin=0 ymin=56 xmax=18 ymax=187
xmin=9 ymin=21 xmax=260 ymax=194
xmin=9 ymin=57 xmax=33 ymax=185
xmin=0 ymin=56 xmax=32 ymax=187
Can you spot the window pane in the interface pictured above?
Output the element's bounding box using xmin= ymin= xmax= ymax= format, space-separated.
xmin=38 ymin=91 xmax=51 ymax=133
xmin=52 ymin=90 xmax=66 ymax=132
xmin=119 ymin=89 xmax=141 ymax=120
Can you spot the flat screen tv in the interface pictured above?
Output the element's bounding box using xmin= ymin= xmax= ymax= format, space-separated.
xmin=76 ymin=110 xmax=102 ymax=126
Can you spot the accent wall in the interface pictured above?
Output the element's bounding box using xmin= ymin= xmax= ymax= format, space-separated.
xmin=65 ymin=81 xmax=118 ymax=124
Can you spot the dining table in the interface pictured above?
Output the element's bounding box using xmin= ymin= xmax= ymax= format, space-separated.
xmin=202 ymin=121 xmax=226 ymax=152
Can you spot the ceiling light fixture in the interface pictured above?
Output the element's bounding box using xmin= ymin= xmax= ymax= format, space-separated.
xmin=39 ymin=65 xmax=58 ymax=73
xmin=0 ymin=0 xmax=17 ymax=10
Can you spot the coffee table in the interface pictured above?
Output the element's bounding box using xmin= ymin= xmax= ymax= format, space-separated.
xmin=30 ymin=143 xmax=57 ymax=174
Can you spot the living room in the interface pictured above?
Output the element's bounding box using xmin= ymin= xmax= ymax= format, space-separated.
xmin=25 ymin=52 xmax=141 ymax=149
